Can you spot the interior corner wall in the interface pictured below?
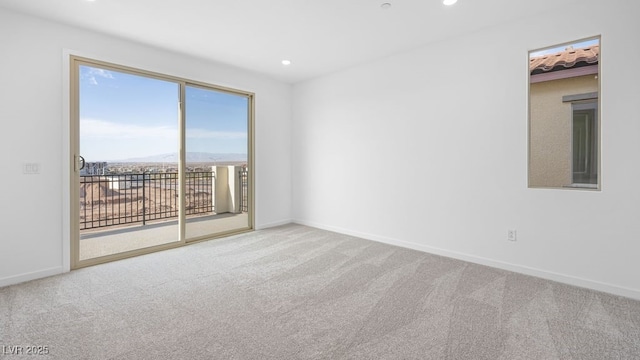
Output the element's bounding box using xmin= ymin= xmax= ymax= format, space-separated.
xmin=291 ymin=0 xmax=640 ymax=299
xmin=0 ymin=8 xmax=292 ymax=286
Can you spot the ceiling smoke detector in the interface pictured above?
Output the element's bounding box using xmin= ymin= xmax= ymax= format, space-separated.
xmin=381 ymin=3 xmax=391 ymax=10
xmin=443 ymin=0 xmax=457 ymax=5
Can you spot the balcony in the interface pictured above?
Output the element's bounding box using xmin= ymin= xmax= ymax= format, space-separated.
xmin=79 ymin=167 xmax=248 ymax=260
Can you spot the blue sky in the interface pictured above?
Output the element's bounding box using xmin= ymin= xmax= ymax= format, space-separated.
xmin=79 ymin=65 xmax=248 ymax=161
xmin=530 ymin=38 xmax=599 ymax=58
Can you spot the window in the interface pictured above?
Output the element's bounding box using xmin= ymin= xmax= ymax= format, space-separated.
xmin=572 ymin=101 xmax=598 ymax=186
xmin=528 ymin=37 xmax=600 ymax=190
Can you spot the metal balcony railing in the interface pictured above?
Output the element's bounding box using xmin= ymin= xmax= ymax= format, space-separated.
xmin=80 ymin=170 xmax=248 ymax=231
xmin=240 ymin=169 xmax=248 ymax=213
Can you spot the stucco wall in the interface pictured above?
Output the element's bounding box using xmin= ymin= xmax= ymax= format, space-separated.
xmin=529 ymin=74 xmax=598 ymax=187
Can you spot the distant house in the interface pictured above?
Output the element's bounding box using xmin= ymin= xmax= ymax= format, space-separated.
xmin=529 ymin=45 xmax=599 ymax=188
xmin=80 ymin=161 xmax=108 ymax=176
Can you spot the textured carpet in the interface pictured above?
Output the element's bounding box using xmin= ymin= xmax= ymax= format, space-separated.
xmin=1 ymin=224 xmax=639 ymax=359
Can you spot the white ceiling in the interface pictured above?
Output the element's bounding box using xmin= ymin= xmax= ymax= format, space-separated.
xmin=0 ymin=0 xmax=578 ymax=83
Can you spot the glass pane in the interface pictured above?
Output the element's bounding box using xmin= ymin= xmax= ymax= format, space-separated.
xmin=572 ymin=108 xmax=597 ymax=184
xmin=184 ymin=85 xmax=249 ymax=240
xmin=78 ymin=65 xmax=180 ymax=260
xmin=528 ymin=37 xmax=600 ymax=189
xmin=573 ymin=113 xmax=589 ymax=174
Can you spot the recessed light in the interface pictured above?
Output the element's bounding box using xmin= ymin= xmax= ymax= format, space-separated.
xmin=443 ymin=0 xmax=457 ymax=5
xmin=281 ymin=60 xmax=292 ymax=66
xmin=381 ymin=3 xmax=391 ymax=10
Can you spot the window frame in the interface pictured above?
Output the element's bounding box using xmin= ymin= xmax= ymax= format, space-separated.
xmin=571 ymin=100 xmax=599 ymax=187
xmin=69 ymin=55 xmax=255 ymax=269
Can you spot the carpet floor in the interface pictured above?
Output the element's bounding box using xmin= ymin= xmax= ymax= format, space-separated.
xmin=1 ymin=224 xmax=639 ymax=359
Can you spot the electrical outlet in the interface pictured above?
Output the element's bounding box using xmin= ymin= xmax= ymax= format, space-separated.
xmin=507 ymin=229 xmax=517 ymax=241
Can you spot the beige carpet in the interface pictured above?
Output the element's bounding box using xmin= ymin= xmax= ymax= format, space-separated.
xmin=1 ymin=224 xmax=639 ymax=359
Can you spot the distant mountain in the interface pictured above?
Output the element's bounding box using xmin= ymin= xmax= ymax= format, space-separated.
xmin=114 ymin=152 xmax=247 ymax=163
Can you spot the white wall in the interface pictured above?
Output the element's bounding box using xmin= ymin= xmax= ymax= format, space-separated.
xmin=292 ymin=0 xmax=640 ymax=299
xmin=0 ymin=9 xmax=292 ymax=286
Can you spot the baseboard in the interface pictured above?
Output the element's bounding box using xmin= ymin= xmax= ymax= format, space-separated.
xmin=0 ymin=267 xmax=65 ymax=288
xmin=293 ymin=219 xmax=640 ymax=301
xmin=255 ymin=219 xmax=293 ymax=230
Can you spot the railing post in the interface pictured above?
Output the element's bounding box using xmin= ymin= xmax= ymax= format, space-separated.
xmin=142 ymin=173 xmax=146 ymax=226
xmin=243 ymin=169 xmax=248 ymax=213
xmin=211 ymin=167 xmax=216 ymax=213
xmin=239 ymin=170 xmax=242 ymax=213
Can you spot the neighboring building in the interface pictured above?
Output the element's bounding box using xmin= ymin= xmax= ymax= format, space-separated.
xmin=81 ymin=161 xmax=108 ymax=176
xmin=529 ymin=45 xmax=599 ymax=188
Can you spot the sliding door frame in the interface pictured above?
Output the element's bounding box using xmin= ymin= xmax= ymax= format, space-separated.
xmin=70 ymin=55 xmax=255 ymax=269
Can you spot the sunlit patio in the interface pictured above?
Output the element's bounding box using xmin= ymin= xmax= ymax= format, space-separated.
xmin=79 ymin=212 xmax=249 ymax=261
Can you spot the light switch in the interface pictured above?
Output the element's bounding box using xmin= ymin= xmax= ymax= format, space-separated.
xmin=23 ymin=163 xmax=40 ymax=174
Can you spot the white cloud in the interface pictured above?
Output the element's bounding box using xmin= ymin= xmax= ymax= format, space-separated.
xmin=82 ymin=67 xmax=115 ymax=85
xmin=80 ymin=118 xmax=177 ymax=139
xmin=81 ymin=119 xmax=246 ymax=140
xmin=186 ymin=128 xmax=247 ymax=139
xmin=80 ymin=119 xmax=248 ymax=160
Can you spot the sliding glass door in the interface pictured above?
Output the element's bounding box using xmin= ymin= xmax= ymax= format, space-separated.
xmin=184 ymin=85 xmax=250 ymax=240
xmin=71 ymin=57 xmax=253 ymax=268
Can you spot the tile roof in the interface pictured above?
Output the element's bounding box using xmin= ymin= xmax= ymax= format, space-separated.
xmin=530 ymin=45 xmax=599 ymax=75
